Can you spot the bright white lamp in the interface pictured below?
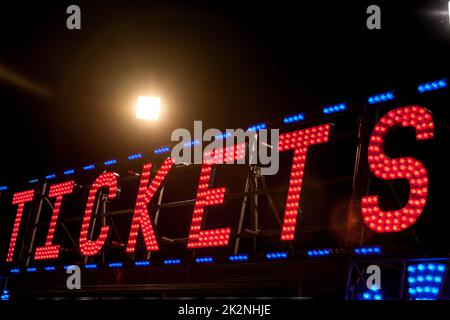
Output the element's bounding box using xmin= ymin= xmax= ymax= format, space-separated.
xmin=135 ymin=96 xmax=161 ymax=120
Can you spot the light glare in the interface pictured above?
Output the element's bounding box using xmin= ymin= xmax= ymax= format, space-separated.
xmin=136 ymin=96 xmax=161 ymax=120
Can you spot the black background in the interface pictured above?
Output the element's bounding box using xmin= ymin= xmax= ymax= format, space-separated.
xmin=0 ymin=0 xmax=449 ymax=183
xmin=1 ymin=0 xmax=450 ymax=300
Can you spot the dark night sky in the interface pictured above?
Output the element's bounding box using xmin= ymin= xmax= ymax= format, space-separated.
xmin=0 ymin=0 xmax=449 ymax=186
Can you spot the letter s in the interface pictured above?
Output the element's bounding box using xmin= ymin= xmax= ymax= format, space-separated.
xmin=362 ymin=106 xmax=434 ymax=232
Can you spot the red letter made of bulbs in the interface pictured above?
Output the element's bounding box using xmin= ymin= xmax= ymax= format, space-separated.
xmin=3 ymin=106 xmax=434 ymax=262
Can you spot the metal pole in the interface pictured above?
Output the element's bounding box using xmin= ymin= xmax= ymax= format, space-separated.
xmin=345 ymin=107 xmax=366 ymax=245
xmin=252 ymin=172 xmax=259 ymax=251
xmin=84 ymin=190 xmax=102 ymax=264
xmin=233 ymin=171 xmax=250 ymax=254
xmin=234 ymin=137 xmax=258 ymax=254
xmin=344 ymin=260 xmax=355 ymax=300
xmin=25 ymin=182 xmax=48 ymax=267
xmin=399 ymin=261 xmax=407 ymax=299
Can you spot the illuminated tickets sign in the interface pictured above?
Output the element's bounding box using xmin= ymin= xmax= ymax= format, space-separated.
xmin=0 ymin=105 xmax=435 ymax=264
